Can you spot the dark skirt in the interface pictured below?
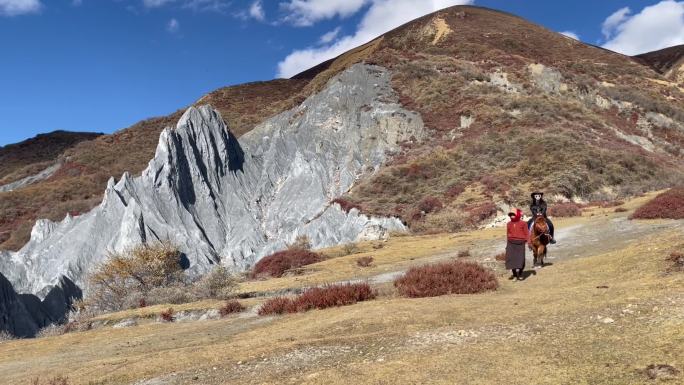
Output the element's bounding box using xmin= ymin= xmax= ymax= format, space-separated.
xmin=506 ymin=240 xmax=526 ymax=270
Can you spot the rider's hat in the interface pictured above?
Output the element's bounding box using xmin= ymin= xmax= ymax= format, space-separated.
xmin=530 ymin=191 xmax=544 ymax=199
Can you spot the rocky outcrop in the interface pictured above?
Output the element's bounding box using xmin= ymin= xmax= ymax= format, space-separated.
xmin=0 ymin=272 xmax=39 ymax=337
xmin=0 ymin=64 xmax=424 ymax=298
xmin=0 ymin=272 xmax=81 ymax=337
xmin=0 ymin=163 xmax=61 ymax=193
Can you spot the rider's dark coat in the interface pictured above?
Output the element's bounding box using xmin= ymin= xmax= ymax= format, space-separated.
xmin=530 ymin=199 xmax=548 ymax=217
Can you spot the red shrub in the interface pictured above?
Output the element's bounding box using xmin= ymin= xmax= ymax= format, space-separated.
xmin=667 ymin=251 xmax=684 ymax=272
xmin=445 ymin=184 xmax=465 ymax=198
xmin=258 ymin=297 xmax=295 ymax=316
xmin=160 ymin=308 xmax=175 ymax=322
xmin=480 ymin=174 xmax=509 ymax=194
xmin=394 ymin=260 xmax=498 ymax=298
xmin=138 ymin=298 xmax=147 ymax=308
xmin=614 ymin=207 xmax=628 ymax=213
xmin=258 ymin=283 xmax=376 ymax=316
xmin=465 ymin=202 xmax=497 ymax=224
xmin=219 ymin=300 xmax=246 ymax=317
xmin=401 ymin=163 xmax=433 ymax=180
xmin=293 ymin=283 xmax=376 ymax=311
xmin=356 ymin=256 xmax=374 ymax=267
xmin=418 ymin=196 xmax=444 ymax=213
xmin=332 ymin=198 xmax=362 ymax=213
xmin=630 ymin=188 xmax=684 ymax=220
xmin=548 ymin=203 xmax=582 ymax=217
xmin=251 ymin=249 xmax=323 ymax=279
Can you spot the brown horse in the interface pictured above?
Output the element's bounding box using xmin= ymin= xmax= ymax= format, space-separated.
xmin=530 ymin=214 xmax=551 ymax=267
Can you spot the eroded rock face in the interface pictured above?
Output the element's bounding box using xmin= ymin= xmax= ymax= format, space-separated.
xmin=0 ymin=64 xmax=424 ymax=298
xmin=0 ymin=273 xmax=78 ymax=337
xmin=0 ymin=272 xmax=38 ymax=337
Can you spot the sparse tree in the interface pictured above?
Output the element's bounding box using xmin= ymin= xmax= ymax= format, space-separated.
xmin=86 ymin=242 xmax=185 ymax=312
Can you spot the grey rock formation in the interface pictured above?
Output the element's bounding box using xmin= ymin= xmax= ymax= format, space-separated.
xmin=1 ymin=64 xmax=425 ymax=299
xmin=0 ymin=272 xmax=39 ymax=338
xmin=0 ymin=272 xmax=81 ymax=337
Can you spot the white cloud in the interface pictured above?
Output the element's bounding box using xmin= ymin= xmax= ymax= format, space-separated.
xmin=0 ymin=0 xmax=42 ymax=16
xmin=167 ymin=17 xmax=179 ymax=32
xmin=182 ymin=0 xmax=230 ymax=12
xmin=602 ymin=1 xmax=684 ymax=55
xmin=249 ymin=0 xmax=265 ymax=21
xmin=560 ymin=31 xmax=580 ymax=40
xmin=277 ymin=0 xmax=473 ymax=78
xmin=319 ymin=27 xmax=341 ymax=44
xmin=142 ymin=0 xmax=229 ymax=12
xmin=602 ymin=6 xmax=630 ymax=39
xmin=143 ymin=0 xmax=174 ymax=8
xmin=281 ymin=0 xmax=369 ymax=26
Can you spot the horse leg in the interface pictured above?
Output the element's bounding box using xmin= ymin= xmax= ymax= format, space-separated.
xmin=532 ymin=247 xmax=538 ymax=266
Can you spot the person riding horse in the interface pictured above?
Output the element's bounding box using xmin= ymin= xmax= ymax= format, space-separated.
xmin=527 ymin=192 xmax=556 ymax=244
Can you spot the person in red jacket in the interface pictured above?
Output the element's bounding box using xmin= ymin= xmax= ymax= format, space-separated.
xmin=506 ymin=208 xmax=529 ymax=281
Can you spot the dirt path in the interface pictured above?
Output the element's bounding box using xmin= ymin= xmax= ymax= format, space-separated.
xmin=351 ymin=214 xmax=684 ymax=285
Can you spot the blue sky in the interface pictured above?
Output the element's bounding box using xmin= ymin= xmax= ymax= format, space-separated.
xmin=0 ymin=0 xmax=682 ymax=146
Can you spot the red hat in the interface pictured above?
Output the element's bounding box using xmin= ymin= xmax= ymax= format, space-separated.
xmin=509 ymin=208 xmax=523 ymax=221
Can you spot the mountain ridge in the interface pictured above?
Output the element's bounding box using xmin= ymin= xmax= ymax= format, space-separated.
xmin=0 ymin=5 xmax=683 ymax=301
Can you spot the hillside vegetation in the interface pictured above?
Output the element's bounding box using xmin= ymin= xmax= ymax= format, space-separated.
xmin=1 ymin=6 xmax=683 ymax=249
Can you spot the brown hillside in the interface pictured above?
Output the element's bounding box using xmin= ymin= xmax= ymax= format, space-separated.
xmin=0 ymin=131 xmax=102 ymax=186
xmin=1 ymin=5 xmax=684 ymax=249
xmin=635 ymin=44 xmax=684 ymax=88
xmin=636 ymin=44 xmax=684 ymax=74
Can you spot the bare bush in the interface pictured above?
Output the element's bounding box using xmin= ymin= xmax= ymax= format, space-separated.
xmin=35 ymin=324 xmax=65 ymax=339
xmin=86 ymin=242 xmax=184 ymax=312
xmin=343 ymin=242 xmax=360 ymax=255
xmin=288 ymin=234 xmax=312 ymax=251
xmin=160 ymin=308 xmax=175 ymax=322
xmin=356 ymin=256 xmax=374 ymax=267
xmin=85 ymin=243 xmax=237 ymax=312
xmin=457 ymin=250 xmax=471 ymax=258
xmin=219 ymin=300 xmax=246 ymax=317
xmin=0 ymin=330 xmax=15 ymax=343
xmin=667 ymin=250 xmax=684 ymax=273
xmin=192 ymin=266 xmax=238 ymax=300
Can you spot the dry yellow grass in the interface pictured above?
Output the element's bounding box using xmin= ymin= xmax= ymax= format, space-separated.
xmin=1 ymin=193 xmax=681 ymax=385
